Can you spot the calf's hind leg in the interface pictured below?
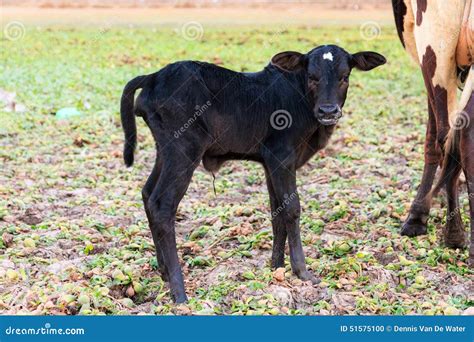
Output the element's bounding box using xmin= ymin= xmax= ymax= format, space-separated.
xmin=147 ymin=145 xmax=203 ymax=303
xmin=142 ymin=156 xmax=169 ymax=282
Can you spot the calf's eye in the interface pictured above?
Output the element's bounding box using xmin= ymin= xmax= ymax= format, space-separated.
xmin=340 ymin=75 xmax=349 ymax=83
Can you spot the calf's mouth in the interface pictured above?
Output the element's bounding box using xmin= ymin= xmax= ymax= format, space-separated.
xmin=317 ymin=112 xmax=342 ymax=126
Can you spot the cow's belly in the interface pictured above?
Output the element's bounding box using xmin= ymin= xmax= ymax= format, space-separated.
xmin=456 ymin=0 xmax=474 ymax=67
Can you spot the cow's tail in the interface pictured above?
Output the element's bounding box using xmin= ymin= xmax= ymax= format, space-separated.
xmin=120 ymin=75 xmax=147 ymax=167
xmin=430 ymin=129 xmax=462 ymax=197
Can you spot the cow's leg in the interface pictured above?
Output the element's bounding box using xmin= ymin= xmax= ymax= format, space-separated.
xmin=264 ymin=166 xmax=287 ymax=269
xmin=263 ymin=153 xmax=318 ymax=284
xmin=460 ymin=92 xmax=474 ymax=265
xmin=142 ymin=154 xmax=169 ymax=281
xmin=403 ymin=2 xmax=464 ymax=236
xmin=402 ymin=101 xmax=440 ymax=236
xmin=440 ymin=69 xmax=473 ymax=257
xmin=147 ymin=145 xmax=202 ymax=303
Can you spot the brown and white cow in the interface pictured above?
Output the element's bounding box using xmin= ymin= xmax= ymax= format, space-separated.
xmin=392 ymin=0 xmax=473 ymax=264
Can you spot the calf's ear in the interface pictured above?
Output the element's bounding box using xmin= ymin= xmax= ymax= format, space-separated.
xmin=271 ymin=51 xmax=306 ymax=72
xmin=351 ymin=51 xmax=386 ymax=71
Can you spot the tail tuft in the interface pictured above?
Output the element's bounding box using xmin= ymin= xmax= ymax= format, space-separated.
xmin=431 ymin=129 xmax=462 ymax=197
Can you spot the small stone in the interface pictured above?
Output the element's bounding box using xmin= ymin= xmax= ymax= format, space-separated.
xmin=273 ymin=268 xmax=285 ymax=282
xmin=112 ymin=269 xmax=127 ymax=282
xmin=78 ymin=294 xmax=90 ymax=306
xmin=125 ymin=285 xmax=135 ymax=298
xmin=6 ymin=269 xmax=19 ymax=281
xmin=60 ymin=294 xmax=76 ymax=304
xmin=443 ymin=306 xmax=460 ymax=315
xmin=23 ymin=238 xmax=36 ymax=248
xmin=2 ymin=215 xmax=15 ymax=223
xmin=20 ymin=208 xmax=42 ymax=225
xmin=120 ymin=298 xmax=134 ymax=308
xmin=132 ymin=281 xmax=143 ymax=294
xmin=270 ymin=286 xmax=293 ymax=306
xmin=2 ymin=233 xmax=13 ymax=247
xmin=414 ymin=275 xmax=425 ymax=284
xmin=44 ymin=301 xmax=55 ymax=309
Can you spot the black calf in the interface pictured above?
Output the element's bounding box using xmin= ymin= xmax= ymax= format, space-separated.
xmin=120 ymin=45 xmax=386 ymax=302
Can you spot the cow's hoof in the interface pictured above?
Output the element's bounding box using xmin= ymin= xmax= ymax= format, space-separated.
xmin=444 ymin=217 xmax=467 ymax=249
xmin=444 ymin=234 xmax=467 ymax=249
xmin=296 ymin=270 xmax=320 ymax=285
xmin=400 ymin=220 xmax=427 ymax=237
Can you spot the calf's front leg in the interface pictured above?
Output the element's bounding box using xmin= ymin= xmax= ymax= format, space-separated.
xmin=264 ymin=166 xmax=287 ymax=268
xmin=264 ymin=157 xmax=319 ymax=284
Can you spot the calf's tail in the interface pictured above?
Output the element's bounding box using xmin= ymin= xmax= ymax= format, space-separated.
xmin=120 ymin=75 xmax=147 ymax=167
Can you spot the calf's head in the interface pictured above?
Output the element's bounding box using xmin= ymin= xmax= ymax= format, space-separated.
xmin=271 ymin=45 xmax=386 ymax=125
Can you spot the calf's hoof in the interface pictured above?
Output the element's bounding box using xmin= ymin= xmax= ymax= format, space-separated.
xmin=159 ymin=270 xmax=169 ymax=283
xmin=295 ymin=270 xmax=320 ymax=285
xmin=271 ymin=258 xmax=285 ymax=269
xmin=400 ymin=218 xmax=427 ymax=237
xmin=172 ymin=292 xmax=188 ymax=304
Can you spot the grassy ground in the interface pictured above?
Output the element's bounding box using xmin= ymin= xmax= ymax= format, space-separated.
xmin=0 ymin=21 xmax=472 ymax=315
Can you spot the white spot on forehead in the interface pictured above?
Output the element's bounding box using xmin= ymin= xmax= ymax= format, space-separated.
xmin=323 ymin=52 xmax=333 ymax=62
